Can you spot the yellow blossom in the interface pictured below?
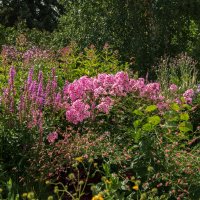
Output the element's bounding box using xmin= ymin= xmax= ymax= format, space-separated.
xmin=105 ymin=179 xmax=112 ymax=184
xmin=75 ymin=156 xmax=83 ymax=162
xmin=133 ymin=185 xmax=139 ymax=191
xmin=92 ymin=193 xmax=104 ymax=200
xmin=22 ymin=193 xmax=27 ymax=198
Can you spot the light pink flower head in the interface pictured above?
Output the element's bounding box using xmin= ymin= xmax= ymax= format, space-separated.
xmin=169 ymin=84 xmax=178 ymax=92
xmin=183 ymin=89 xmax=194 ymax=104
xmin=47 ymin=131 xmax=58 ymax=144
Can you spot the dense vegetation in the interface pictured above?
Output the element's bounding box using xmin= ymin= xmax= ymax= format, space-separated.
xmin=0 ymin=1 xmax=200 ymax=200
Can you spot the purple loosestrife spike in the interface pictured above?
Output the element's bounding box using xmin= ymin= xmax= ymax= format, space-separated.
xmin=51 ymin=68 xmax=57 ymax=91
xmin=9 ymin=66 xmax=16 ymax=85
xmin=27 ymin=68 xmax=34 ymax=88
xmin=54 ymin=92 xmax=62 ymax=109
xmin=7 ymin=67 xmax=16 ymax=112
xmin=38 ymin=71 xmax=43 ymax=82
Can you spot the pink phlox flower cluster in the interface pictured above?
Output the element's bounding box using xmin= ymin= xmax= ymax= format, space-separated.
xmin=175 ymin=98 xmax=181 ymax=104
xmin=169 ymin=84 xmax=178 ymax=92
xmin=96 ymin=96 xmax=114 ymax=114
xmin=129 ymin=78 xmax=145 ymax=92
xmin=94 ymin=86 xmax=107 ymax=98
xmin=183 ymin=89 xmax=194 ymax=104
xmin=3 ymin=67 xmax=197 ymax=127
xmin=67 ymin=80 xmax=87 ymax=102
xmin=97 ymin=73 xmax=115 ymax=89
xmin=139 ymin=82 xmax=161 ymax=100
xmin=157 ymin=102 xmax=169 ymax=111
xmin=66 ymin=100 xmax=91 ymax=124
xmin=47 ymin=131 xmax=58 ymax=144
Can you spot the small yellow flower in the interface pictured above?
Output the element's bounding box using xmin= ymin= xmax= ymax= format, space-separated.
xmin=27 ymin=192 xmax=35 ymax=199
xmin=105 ymin=179 xmax=111 ymax=184
xmin=94 ymin=163 xmax=98 ymax=168
xmin=79 ymin=180 xmax=84 ymax=185
xmin=147 ymin=166 xmax=154 ymax=172
xmin=54 ymin=186 xmax=59 ymax=194
xmin=104 ymin=189 xmax=109 ymax=194
xmin=92 ymin=193 xmax=104 ymax=200
xmin=135 ymin=180 xmax=141 ymax=185
xmin=45 ymin=180 xmax=50 ymax=185
xmin=22 ymin=193 xmax=27 ymax=198
xmin=68 ymin=173 xmax=75 ymax=180
xmin=75 ymin=156 xmax=83 ymax=162
xmin=47 ymin=196 xmax=54 ymax=200
xmin=131 ymin=176 xmax=135 ymax=182
xmin=133 ymin=185 xmax=139 ymax=191
xmin=140 ymin=193 xmax=147 ymax=200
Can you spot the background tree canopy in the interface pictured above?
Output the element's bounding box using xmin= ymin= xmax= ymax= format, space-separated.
xmin=0 ymin=0 xmax=64 ymax=31
xmin=1 ymin=0 xmax=200 ymax=74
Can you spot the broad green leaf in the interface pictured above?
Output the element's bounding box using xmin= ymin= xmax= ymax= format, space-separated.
xmin=148 ymin=115 xmax=161 ymax=125
xmin=133 ymin=120 xmax=142 ymax=128
xmin=132 ymin=130 xmax=142 ymax=143
xmin=180 ymin=113 xmax=189 ymax=121
xmin=133 ymin=109 xmax=143 ymax=116
xmin=171 ymin=103 xmax=180 ymax=111
xmin=182 ymin=104 xmax=192 ymax=110
xmin=142 ymin=123 xmax=154 ymax=131
xmin=145 ymin=105 xmax=157 ymax=112
xmin=169 ymin=116 xmax=179 ymax=122
xmin=178 ymin=121 xmax=193 ymax=132
xmin=164 ymin=111 xmax=179 ymax=121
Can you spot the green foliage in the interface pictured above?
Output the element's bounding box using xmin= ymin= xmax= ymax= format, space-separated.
xmin=53 ymin=0 xmax=200 ymax=74
xmin=0 ymin=0 xmax=64 ymax=31
xmin=58 ymin=42 xmax=129 ymax=82
xmin=156 ymin=53 xmax=198 ymax=97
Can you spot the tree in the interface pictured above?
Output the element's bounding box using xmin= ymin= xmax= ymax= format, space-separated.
xmin=0 ymin=0 xmax=64 ymax=31
xmin=56 ymin=0 xmax=200 ymax=74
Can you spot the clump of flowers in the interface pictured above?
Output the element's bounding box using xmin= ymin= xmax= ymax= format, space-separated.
xmin=47 ymin=132 xmax=58 ymax=144
xmin=1 ymin=67 xmax=197 ymax=134
xmin=169 ymin=84 xmax=178 ymax=92
xmin=0 ymin=44 xmax=53 ymax=65
xmin=183 ymin=89 xmax=194 ymax=104
xmin=23 ymin=46 xmax=52 ymax=65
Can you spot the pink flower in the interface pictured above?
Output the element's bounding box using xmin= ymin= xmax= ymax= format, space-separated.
xmin=183 ymin=89 xmax=194 ymax=98
xmin=183 ymin=89 xmax=194 ymax=104
xmin=169 ymin=84 xmax=178 ymax=92
xmin=94 ymin=86 xmax=107 ymax=98
xmin=66 ymin=100 xmax=91 ymax=124
xmin=96 ymin=97 xmax=114 ymax=114
xmin=175 ymin=98 xmax=181 ymax=104
xmin=47 ymin=132 xmax=58 ymax=143
xmin=157 ymin=102 xmax=168 ymax=110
